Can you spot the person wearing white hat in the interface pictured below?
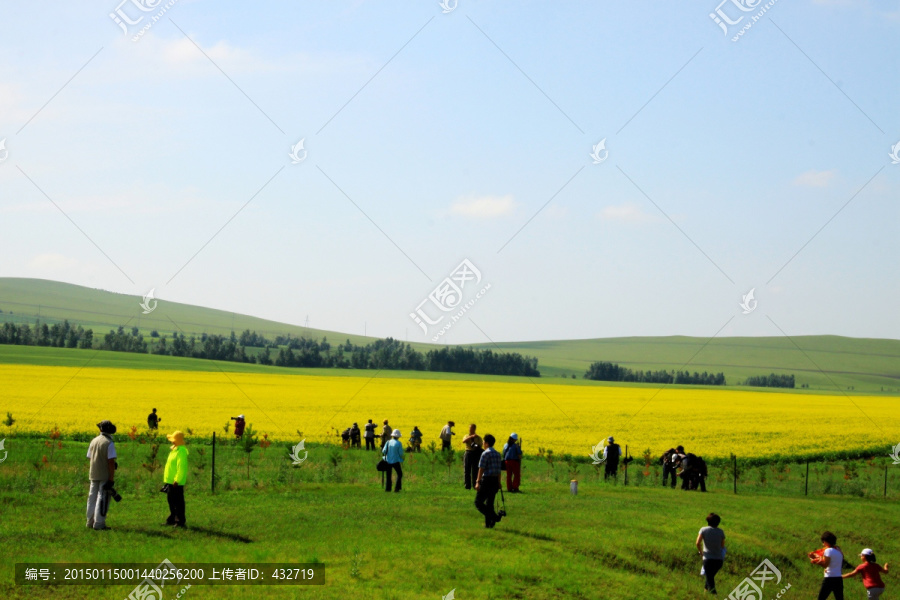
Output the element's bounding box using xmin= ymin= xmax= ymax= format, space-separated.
xmin=230 ymin=414 xmax=246 ymax=439
xmin=502 ymin=433 xmax=522 ymax=492
xmin=382 ymin=429 xmax=404 ymax=492
xmin=843 ymin=548 xmax=889 ymax=599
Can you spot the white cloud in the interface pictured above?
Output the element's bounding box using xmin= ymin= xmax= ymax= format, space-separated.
xmin=793 ymin=169 xmax=836 ymax=188
xmin=598 ymin=202 xmax=656 ymax=223
xmin=449 ymin=194 xmax=515 ymax=219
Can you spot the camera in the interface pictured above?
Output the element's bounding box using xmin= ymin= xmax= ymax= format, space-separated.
xmin=497 ymin=509 xmax=506 ymax=519
xmin=103 ymin=480 xmax=122 ymax=503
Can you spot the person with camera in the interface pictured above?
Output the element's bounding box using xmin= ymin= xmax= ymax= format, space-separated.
xmin=409 ymin=426 xmax=423 ymax=452
xmin=364 ymin=419 xmax=377 ymax=451
xmin=462 ymin=424 xmax=483 ymax=490
xmin=163 ymin=431 xmax=189 ymax=528
xmin=439 ymin=421 xmax=456 ymax=451
xmin=474 ymin=434 xmax=503 ymax=528
xmin=86 ymin=420 xmax=118 ymax=530
xmin=603 ymin=436 xmax=620 ymax=481
xmin=381 ymin=429 xmax=404 ymax=492
xmin=231 ymin=414 xmax=246 ymax=439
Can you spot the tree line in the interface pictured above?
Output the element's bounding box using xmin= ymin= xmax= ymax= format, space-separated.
xmin=0 ymin=320 xmax=540 ymax=377
xmin=744 ymin=373 xmax=795 ymax=388
xmin=583 ymin=361 xmax=726 ymax=385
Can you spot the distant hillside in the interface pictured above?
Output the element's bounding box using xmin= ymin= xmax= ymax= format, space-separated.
xmin=1 ymin=278 xmax=898 ymax=393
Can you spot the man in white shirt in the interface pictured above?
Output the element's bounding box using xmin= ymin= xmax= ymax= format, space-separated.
xmin=439 ymin=421 xmax=455 ymax=451
xmin=86 ymin=420 xmax=118 ymax=530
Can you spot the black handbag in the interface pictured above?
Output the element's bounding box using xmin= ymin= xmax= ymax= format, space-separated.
xmin=376 ymin=459 xmax=388 ymax=472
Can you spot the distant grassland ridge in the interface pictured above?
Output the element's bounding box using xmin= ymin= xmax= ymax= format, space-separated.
xmin=1 ymin=277 xmax=899 ymax=393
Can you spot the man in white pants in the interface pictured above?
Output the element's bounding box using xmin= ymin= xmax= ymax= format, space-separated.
xmin=86 ymin=420 xmax=117 ymax=530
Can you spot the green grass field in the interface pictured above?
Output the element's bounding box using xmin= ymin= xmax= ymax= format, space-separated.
xmin=1 ymin=438 xmax=898 ymax=600
xmin=2 ymin=278 xmax=899 ymax=393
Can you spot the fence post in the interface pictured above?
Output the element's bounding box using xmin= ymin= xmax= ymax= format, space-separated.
xmin=624 ymin=445 xmax=628 ymax=486
xmin=886 ymin=466 xmax=889 ymax=498
xmin=211 ymin=431 xmax=216 ymax=493
xmin=805 ymin=460 xmax=809 ymax=496
xmin=732 ymin=454 xmax=737 ymax=494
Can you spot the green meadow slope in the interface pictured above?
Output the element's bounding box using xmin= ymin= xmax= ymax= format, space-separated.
xmin=1 ymin=278 xmax=898 ymax=393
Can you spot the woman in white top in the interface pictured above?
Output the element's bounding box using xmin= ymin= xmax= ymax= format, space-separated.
xmin=808 ymin=531 xmax=845 ymax=600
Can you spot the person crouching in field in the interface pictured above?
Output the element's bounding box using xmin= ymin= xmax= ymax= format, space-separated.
xmin=382 ymin=430 xmax=404 ymax=492
xmin=502 ymin=433 xmax=522 ymax=493
xmin=474 ymin=434 xmax=503 ymax=528
xmin=163 ymin=431 xmax=189 ymax=528
xmin=86 ymin=420 xmax=118 ymax=530
xmin=696 ymin=512 xmax=726 ymax=594
xmin=844 ymin=548 xmax=889 ymax=600
xmin=809 ymin=531 xmax=846 ymax=600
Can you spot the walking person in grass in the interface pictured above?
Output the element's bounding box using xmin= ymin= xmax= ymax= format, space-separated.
xmin=844 ymin=548 xmax=889 ymax=600
xmin=809 ymin=531 xmax=846 ymax=600
xmin=695 ymin=512 xmax=726 ymax=595
xmin=163 ymin=431 xmax=189 ymax=528
xmin=502 ymin=433 xmax=522 ymax=493
xmin=474 ymin=434 xmax=503 ymax=528
xmin=86 ymin=420 xmax=118 ymax=531
xmin=382 ymin=429 xmax=404 ymax=492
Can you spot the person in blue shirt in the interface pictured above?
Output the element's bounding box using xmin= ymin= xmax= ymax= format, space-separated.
xmin=382 ymin=429 xmax=404 ymax=492
xmin=502 ymin=433 xmax=522 ymax=493
xmin=475 ymin=434 xmax=503 ymax=528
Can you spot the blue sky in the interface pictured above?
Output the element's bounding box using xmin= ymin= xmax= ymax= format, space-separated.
xmin=1 ymin=0 xmax=898 ymax=344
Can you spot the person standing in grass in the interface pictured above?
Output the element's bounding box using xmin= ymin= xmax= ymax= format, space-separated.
xmin=350 ymin=423 xmax=361 ymax=449
xmin=809 ymin=531 xmax=845 ymax=600
xmin=163 ymin=431 xmax=189 ymax=528
xmin=502 ymin=433 xmax=522 ymax=493
xmin=86 ymin=420 xmax=118 ymax=530
xmin=231 ymin=414 xmax=246 ymax=439
xmin=695 ymin=512 xmax=726 ymax=594
xmin=382 ymin=429 xmax=404 ymax=492
xmin=462 ymin=424 xmax=483 ymax=490
xmin=603 ymin=436 xmax=620 ymax=481
xmin=147 ymin=408 xmax=160 ymax=430
xmin=661 ymin=448 xmax=678 ymax=488
xmin=380 ymin=419 xmax=392 ymax=450
xmin=843 ymin=548 xmax=889 ymax=600
xmin=440 ymin=421 xmax=456 ymax=451
xmin=474 ymin=434 xmax=503 ymax=528
xmin=364 ymin=419 xmax=377 ymax=451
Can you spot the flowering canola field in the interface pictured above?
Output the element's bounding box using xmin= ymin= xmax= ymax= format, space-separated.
xmin=2 ymin=364 xmax=894 ymax=458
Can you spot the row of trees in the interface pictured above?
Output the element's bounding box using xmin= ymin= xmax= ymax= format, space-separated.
xmin=744 ymin=373 xmax=795 ymax=388
xmin=0 ymin=320 xmax=541 ymax=378
xmin=583 ymin=361 xmax=726 ymax=386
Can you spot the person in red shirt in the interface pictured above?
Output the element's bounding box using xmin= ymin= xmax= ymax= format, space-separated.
xmin=231 ymin=414 xmax=246 ymax=439
xmin=844 ymin=548 xmax=889 ymax=600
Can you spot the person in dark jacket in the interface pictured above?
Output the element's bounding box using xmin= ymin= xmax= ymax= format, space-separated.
xmin=350 ymin=423 xmax=361 ymax=449
xmin=661 ymin=448 xmax=678 ymax=488
xmin=231 ymin=415 xmax=246 ymax=439
xmin=147 ymin=408 xmax=160 ymax=430
xmin=603 ymin=436 xmax=620 ymax=481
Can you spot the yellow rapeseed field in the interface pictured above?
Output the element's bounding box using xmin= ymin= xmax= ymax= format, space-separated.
xmin=1 ymin=364 xmax=894 ymax=458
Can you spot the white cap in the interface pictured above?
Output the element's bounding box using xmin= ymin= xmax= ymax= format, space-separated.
xmin=392 ymin=429 xmax=401 ymax=438
xmin=861 ymin=548 xmax=874 ymax=556
xmin=238 ymin=414 xmax=245 ymax=419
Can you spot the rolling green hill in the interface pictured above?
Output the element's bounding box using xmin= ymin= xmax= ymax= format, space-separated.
xmin=1 ymin=278 xmax=898 ymax=393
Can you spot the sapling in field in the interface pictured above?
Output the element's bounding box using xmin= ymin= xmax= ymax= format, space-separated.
xmin=240 ymin=424 xmax=258 ymax=478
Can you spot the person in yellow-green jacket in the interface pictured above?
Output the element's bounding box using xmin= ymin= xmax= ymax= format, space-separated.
xmin=163 ymin=431 xmax=189 ymax=528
